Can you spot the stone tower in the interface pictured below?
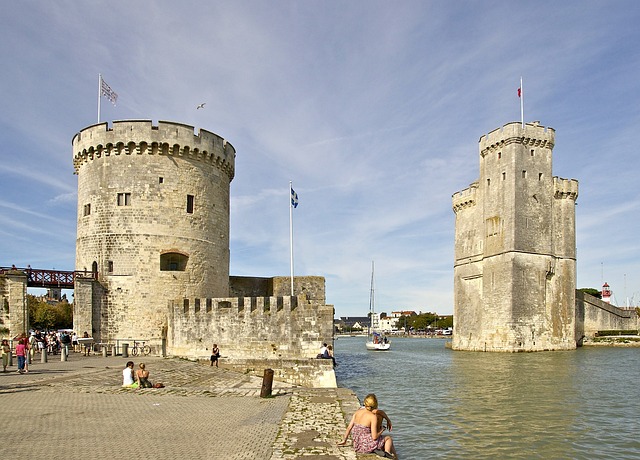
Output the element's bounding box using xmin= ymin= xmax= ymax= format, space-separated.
xmin=452 ymin=122 xmax=578 ymax=351
xmin=72 ymin=120 xmax=235 ymax=344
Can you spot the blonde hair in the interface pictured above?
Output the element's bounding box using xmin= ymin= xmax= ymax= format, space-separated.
xmin=363 ymin=393 xmax=378 ymax=410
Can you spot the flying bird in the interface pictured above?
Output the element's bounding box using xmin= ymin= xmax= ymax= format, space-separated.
xmin=196 ymin=103 xmax=206 ymax=109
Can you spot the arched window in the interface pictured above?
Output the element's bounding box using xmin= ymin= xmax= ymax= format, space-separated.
xmin=160 ymin=252 xmax=188 ymax=271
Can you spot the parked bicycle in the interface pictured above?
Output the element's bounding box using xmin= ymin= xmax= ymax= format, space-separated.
xmin=130 ymin=340 xmax=151 ymax=356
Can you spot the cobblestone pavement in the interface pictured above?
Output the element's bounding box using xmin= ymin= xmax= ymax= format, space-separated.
xmin=0 ymin=353 xmax=373 ymax=460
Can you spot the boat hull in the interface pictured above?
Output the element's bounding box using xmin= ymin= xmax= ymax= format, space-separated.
xmin=366 ymin=341 xmax=391 ymax=351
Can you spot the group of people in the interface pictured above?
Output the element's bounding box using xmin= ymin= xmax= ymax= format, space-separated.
xmin=122 ymin=361 xmax=158 ymax=388
xmin=23 ymin=330 xmax=85 ymax=356
xmin=317 ymin=342 xmax=337 ymax=366
xmin=338 ymin=393 xmax=398 ymax=459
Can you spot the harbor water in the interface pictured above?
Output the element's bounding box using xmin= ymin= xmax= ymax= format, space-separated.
xmin=334 ymin=336 xmax=640 ymax=459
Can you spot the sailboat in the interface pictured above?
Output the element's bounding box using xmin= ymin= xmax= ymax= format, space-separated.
xmin=366 ymin=261 xmax=391 ymax=351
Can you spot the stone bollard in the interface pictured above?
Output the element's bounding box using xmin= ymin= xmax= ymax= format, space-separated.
xmin=102 ymin=346 xmax=108 ymax=358
xmin=27 ymin=352 xmax=32 ymax=365
xmin=61 ymin=348 xmax=67 ymax=362
xmin=260 ymin=368 xmax=274 ymax=398
xmin=8 ymin=351 xmax=13 ymax=367
xmin=41 ymin=349 xmax=48 ymax=363
xmin=121 ymin=343 xmax=129 ymax=358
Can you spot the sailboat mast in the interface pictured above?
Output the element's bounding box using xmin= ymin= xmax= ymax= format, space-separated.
xmin=369 ymin=261 xmax=375 ymax=333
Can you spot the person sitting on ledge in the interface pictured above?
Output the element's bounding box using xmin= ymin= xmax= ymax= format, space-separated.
xmin=337 ymin=393 xmax=397 ymax=459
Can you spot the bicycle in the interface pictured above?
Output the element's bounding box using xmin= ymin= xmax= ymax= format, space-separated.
xmin=130 ymin=340 xmax=151 ymax=356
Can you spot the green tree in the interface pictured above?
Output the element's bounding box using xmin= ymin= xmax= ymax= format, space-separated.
xmin=27 ymin=294 xmax=73 ymax=330
xmin=578 ymin=288 xmax=602 ymax=299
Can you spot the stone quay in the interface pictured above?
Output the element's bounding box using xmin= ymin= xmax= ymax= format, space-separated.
xmin=1 ymin=352 xmax=388 ymax=460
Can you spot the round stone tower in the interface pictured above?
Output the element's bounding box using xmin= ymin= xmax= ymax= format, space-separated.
xmin=72 ymin=120 xmax=235 ymax=345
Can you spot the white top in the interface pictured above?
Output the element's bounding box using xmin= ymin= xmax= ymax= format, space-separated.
xmin=122 ymin=367 xmax=134 ymax=386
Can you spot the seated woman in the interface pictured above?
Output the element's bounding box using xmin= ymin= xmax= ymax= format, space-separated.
xmin=136 ymin=362 xmax=153 ymax=388
xmin=337 ymin=393 xmax=397 ymax=458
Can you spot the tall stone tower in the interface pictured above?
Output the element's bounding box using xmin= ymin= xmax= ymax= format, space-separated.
xmin=452 ymin=122 xmax=578 ymax=351
xmin=72 ymin=120 xmax=235 ymax=344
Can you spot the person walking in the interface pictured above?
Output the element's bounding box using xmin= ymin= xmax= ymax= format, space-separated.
xmin=210 ymin=344 xmax=220 ymax=367
xmin=1 ymin=339 xmax=11 ymax=372
xmin=15 ymin=338 xmax=27 ymax=374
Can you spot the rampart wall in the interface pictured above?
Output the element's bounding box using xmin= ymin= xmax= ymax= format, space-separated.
xmin=576 ymin=290 xmax=639 ymax=339
xmin=167 ymin=292 xmax=336 ymax=387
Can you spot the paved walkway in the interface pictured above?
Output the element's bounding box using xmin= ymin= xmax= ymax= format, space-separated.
xmin=0 ymin=352 xmax=375 ymax=460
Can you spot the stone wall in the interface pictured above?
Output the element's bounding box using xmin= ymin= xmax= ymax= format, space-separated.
xmin=0 ymin=275 xmax=11 ymax=337
xmin=576 ymin=290 xmax=639 ymax=339
xmin=0 ymin=270 xmax=28 ymax=338
xmin=167 ymin=292 xmax=335 ymax=387
xmin=220 ymin=358 xmax=337 ymax=388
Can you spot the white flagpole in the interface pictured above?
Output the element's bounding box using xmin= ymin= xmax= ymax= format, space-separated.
xmin=289 ymin=181 xmax=295 ymax=296
xmin=520 ymin=76 xmax=524 ymax=129
xmin=98 ymin=74 xmax=102 ymax=123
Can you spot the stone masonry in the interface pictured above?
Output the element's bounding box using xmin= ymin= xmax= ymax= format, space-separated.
xmin=71 ymin=120 xmax=336 ymax=386
xmin=452 ymin=121 xmax=579 ymax=352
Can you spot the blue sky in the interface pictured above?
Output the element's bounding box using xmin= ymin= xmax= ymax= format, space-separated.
xmin=2 ymin=1 xmax=640 ymax=316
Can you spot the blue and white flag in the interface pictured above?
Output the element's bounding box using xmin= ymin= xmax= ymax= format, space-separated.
xmin=290 ymin=187 xmax=299 ymax=208
xmin=100 ymin=76 xmax=118 ymax=105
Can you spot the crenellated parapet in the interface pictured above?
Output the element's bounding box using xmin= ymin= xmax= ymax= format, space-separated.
xmin=168 ymin=294 xmax=335 ymax=363
xmin=479 ymin=121 xmax=555 ymax=157
xmin=452 ymin=182 xmax=478 ymax=213
xmin=554 ymin=177 xmax=579 ymax=200
xmin=72 ymin=120 xmax=236 ymax=180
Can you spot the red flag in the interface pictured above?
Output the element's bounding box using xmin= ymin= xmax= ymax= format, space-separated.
xmin=517 ymin=87 xmax=522 ymax=98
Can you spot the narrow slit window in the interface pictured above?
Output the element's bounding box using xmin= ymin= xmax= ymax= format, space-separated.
xmin=487 ymin=178 xmax=491 ymax=187
xmin=522 ymin=170 xmax=527 ymax=179
xmin=186 ymin=194 xmax=194 ymax=214
xmin=502 ymin=172 xmax=506 ymax=181
xmin=539 ymin=173 xmax=543 ymax=181
xmin=498 ymin=151 xmax=502 ymax=159
xmin=83 ymin=203 xmax=91 ymax=216
xmin=159 ymin=177 xmax=164 ymax=184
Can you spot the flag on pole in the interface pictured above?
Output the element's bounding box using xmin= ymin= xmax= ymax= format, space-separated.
xmin=517 ymin=87 xmax=522 ymax=97
xmin=291 ymin=187 xmax=299 ymax=208
xmin=100 ymin=76 xmax=118 ymax=105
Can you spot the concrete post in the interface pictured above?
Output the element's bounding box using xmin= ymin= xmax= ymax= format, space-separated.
xmin=41 ymin=349 xmax=47 ymax=363
xmin=61 ymin=348 xmax=67 ymax=362
xmin=102 ymin=346 xmax=108 ymax=357
xmin=260 ymin=368 xmax=274 ymax=398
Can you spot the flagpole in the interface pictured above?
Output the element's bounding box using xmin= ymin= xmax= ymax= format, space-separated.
xmin=520 ymin=76 xmax=524 ymax=129
xmin=289 ymin=181 xmax=295 ymax=296
xmin=98 ymin=74 xmax=101 ymax=123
